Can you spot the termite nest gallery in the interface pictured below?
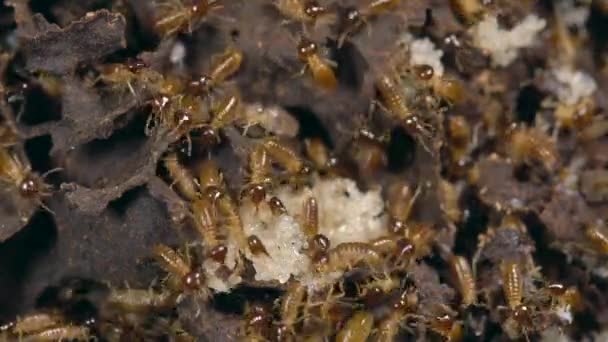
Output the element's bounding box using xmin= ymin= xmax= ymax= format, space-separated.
xmin=1 ymin=0 xmax=608 ymax=340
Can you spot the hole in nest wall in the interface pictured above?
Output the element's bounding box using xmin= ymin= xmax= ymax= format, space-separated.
xmin=24 ymin=135 xmax=53 ymax=174
xmin=286 ymin=106 xmax=333 ymax=147
xmin=107 ymin=186 xmax=145 ymax=217
xmin=453 ymin=188 xmax=489 ymax=258
xmin=516 ymin=85 xmax=543 ymax=124
xmin=335 ymin=41 xmax=368 ymax=92
xmin=18 ymin=86 xmax=62 ymax=126
xmin=0 ymin=210 xmax=57 ymax=321
xmin=387 ymin=127 xmax=416 ymax=173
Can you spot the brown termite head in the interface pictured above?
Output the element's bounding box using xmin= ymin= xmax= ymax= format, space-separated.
xmin=296 ymin=38 xmax=338 ymax=90
xmin=268 ymin=196 xmax=288 ymax=216
xmin=243 ymin=144 xmax=272 ymax=205
xmin=449 ymin=255 xmax=477 ymax=307
xmin=248 ymin=235 xmax=270 ymax=256
xmin=304 ymin=0 xmax=329 ymax=18
xmin=208 ymin=244 xmax=229 ymax=264
xmin=244 ymin=302 xmax=273 ymax=338
xmin=309 ymin=234 xmax=330 ymax=254
xmin=412 ymin=64 xmax=435 ymax=81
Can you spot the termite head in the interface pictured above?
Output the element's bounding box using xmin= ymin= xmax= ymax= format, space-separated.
xmin=304 ymin=0 xmax=327 ymax=18
xmin=125 ymin=58 xmax=148 ymax=72
xmin=248 ymin=235 xmax=270 ymax=256
xmin=187 ymin=75 xmax=213 ymax=95
xmin=202 ymin=185 xmax=223 ymax=203
xmin=511 ymin=304 xmax=532 ymax=326
xmin=19 ymin=175 xmax=46 ymax=198
xmin=268 ymin=196 xmax=287 ymax=215
xmin=197 ymin=125 xmax=220 ymax=146
xmin=183 ymin=269 xmax=205 ymax=291
xmin=297 ymin=39 xmax=318 ymax=61
xmin=208 ymin=244 xmax=228 ymax=263
xmin=242 ymin=183 xmax=267 ymax=206
xmin=413 ymin=64 xmax=434 ymax=81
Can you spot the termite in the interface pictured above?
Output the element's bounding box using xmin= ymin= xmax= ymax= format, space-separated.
xmin=554 ymin=97 xmax=596 ymax=132
xmin=197 ymin=92 xmax=242 ymax=146
xmin=262 ymin=138 xmax=310 ymax=184
xmin=96 ymin=59 xmax=157 ymax=98
xmin=277 ymin=280 xmax=307 ymax=338
xmin=304 ymin=137 xmax=333 ymax=173
xmin=302 ymin=196 xmax=319 ymax=237
xmin=584 ymin=221 xmax=608 ymax=255
xmin=242 ymin=144 xmax=272 ymax=205
xmin=152 ymin=244 xmax=210 ymax=300
xmin=316 ymin=242 xmax=382 ymax=273
xmin=297 ymin=38 xmax=338 ymax=90
xmin=217 ymin=193 xmax=249 ymax=253
xmin=507 ymin=125 xmax=558 ymax=173
xmin=10 ymin=312 xmax=63 ymax=335
xmin=23 ymin=325 xmax=90 ymax=341
xmin=163 ymin=153 xmax=199 ymax=201
xmin=191 ymin=198 xmax=227 ymax=262
xmin=0 ymin=147 xmax=54 ymax=217
xmin=274 ymin=0 xmax=336 ymax=27
xmin=106 ymin=288 xmax=177 ymax=312
xmin=449 ymin=255 xmax=476 ymax=307
xmin=188 ymin=47 xmax=244 ymax=96
xmin=197 ymin=158 xmax=225 ymax=203
xmin=154 ymin=0 xmax=221 ymax=38
xmin=335 ymin=311 xmax=374 ymax=342
xmin=308 ymin=233 xmax=331 ymax=262
xmin=386 ymin=181 xmax=421 ymax=233
xmin=338 ymin=0 xmax=402 ymax=47
xmin=244 ymin=302 xmax=273 ymax=340
xmin=376 ymin=71 xmax=436 ymax=150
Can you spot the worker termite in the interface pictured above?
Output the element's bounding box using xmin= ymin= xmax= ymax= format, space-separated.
xmin=276 ymin=280 xmax=307 ymax=339
xmin=0 ymin=147 xmax=55 ymax=218
xmin=242 ymin=144 xmax=272 ymax=205
xmin=386 ymin=181 xmax=421 ymax=234
xmin=274 ymin=0 xmax=336 ymax=29
xmin=350 ymin=134 xmax=387 ymax=178
xmin=154 ymin=0 xmax=222 ymax=38
xmin=22 ymin=325 xmax=91 ymax=341
xmin=438 ymin=179 xmax=463 ymax=224
xmin=243 ymin=302 xmax=273 ymax=340
xmin=507 ymin=125 xmax=558 ymax=173
xmin=335 ymin=311 xmax=374 ymax=342
xmin=554 ymin=97 xmax=596 ymax=132
xmin=106 ymin=288 xmax=177 ymax=313
xmin=188 ymin=47 xmax=244 ymax=97
xmin=500 ymin=260 xmax=535 ymax=332
xmin=429 ymin=314 xmax=464 ymax=342
xmin=376 ymin=71 xmax=436 ymax=150
xmin=5 ymin=312 xmax=63 ymax=336
xmin=449 ymin=255 xmax=477 ymax=307
xmin=297 ymin=38 xmax=338 ymax=90
xmin=95 ymin=59 xmax=158 ymax=99
xmin=153 ymin=244 xmax=210 ymax=300
xmin=584 ymin=221 xmax=608 ymax=255
xmin=262 ymin=138 xmax=311 ymax=185
xmin=338 ymin=0 xmax=402 ymax=47
xmin=268 ymin=196 xmax=288 ymax=216
xmin=191 ymin=198 xmax=227 ymax=262
xmin=315 ymin=242 xmax=382 ymax=273
xmin=197 ymin=91 xmax=242 ymax=146
xmin=197 ymin=158 xmax=225 ymax=203
xmin=163 ymin=153 xmax=200 ymax=201
xmin=242 ymin=102 xmax=300 ymax=138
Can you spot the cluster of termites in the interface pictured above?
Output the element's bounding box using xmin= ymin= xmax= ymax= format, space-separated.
xmin=3 ymin=0 xmax=608 ymax=340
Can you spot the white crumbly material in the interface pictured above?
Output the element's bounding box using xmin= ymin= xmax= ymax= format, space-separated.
xmin=240 ymin=204 xmax=310 ymax=283
xmin=552 ymin=67 xmax=597 ymax=105
xmin=399 ymin=33 xmax=445 ymax=76
xmin=277 ymin=177 xmax=387 ymax=246
xmin=410 ymin=38 xmax=444 ymax=76
xmin=203 ymin=243 xmax=242 ymax=292
xmin=471 ymin=15 xmax=546 ymax=66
